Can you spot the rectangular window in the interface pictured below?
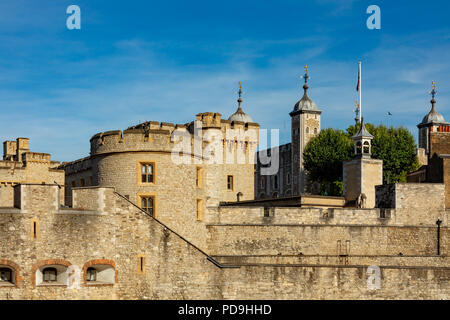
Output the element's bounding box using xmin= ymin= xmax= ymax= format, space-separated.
xmin=71 ymin=181 xmax=76 ymax=188
xmin=227 ymin=175 xmax=234 ymax=190
xmin=196 ymin=199 xmax=203 ymax=221
xmin=89 ymin=176 xmax=93 ymax=186
xmin=196 ymin=167 xmax=203 ymax=188
xmin=80 ymin=178 xmax=85 ymax=187
xmin=141 ymin=163 xmax=154 ymax=183
xmin=141 ymin=196 xmax=155 ymax=217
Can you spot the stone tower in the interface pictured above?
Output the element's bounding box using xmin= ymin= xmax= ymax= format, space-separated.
xmin=343 ymin=118 xmax=383 ymax=208
xmin=289 ymin=65 xmax=321 ymax=195
xmin=417 ymin=81 xmax=448 ymax=156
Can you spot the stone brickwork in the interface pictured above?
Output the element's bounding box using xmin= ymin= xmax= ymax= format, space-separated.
xmin=376 ymin=183 xmax=445 ymax=210
xmin=0 ymin=184 xmax=448 ymax=300
xmin=0 ymin=138 xmax=65 ymax=207
xmin=343 ymin=158 xmax=383 ymax=208
xmin=206 ymin=224 xmax=447 ymax=256
xmin=60 ymin=113 xmax=259 ymax=250
xmin=430 ymin=131 xmax=450 ymax=157
xmin=408 ymin=131 xmax=450 ymax=208
xmin=0 ymin=185 xmax=221 ymax=299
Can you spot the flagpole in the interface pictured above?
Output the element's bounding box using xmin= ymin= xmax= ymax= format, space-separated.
xmin=359 ymin=61 xmax=362 ymax=122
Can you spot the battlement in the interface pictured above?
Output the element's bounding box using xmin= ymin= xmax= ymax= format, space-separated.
xmin=88 ymin=115 xmax=260 ymax=158
xmin=22 ymin=152 xmax=51 ymax=163
xmin=89 ymin=127 xmax=176 ymax=156
xmin=195 ymin=112 xmax=222 ymax=128
xmin=3 ymin=138 xmax=30 ymax=161
xmin=5 ymin=184 xmax=114 ymax=215
xmin=59 ymin=156 xmax=92 ymax=174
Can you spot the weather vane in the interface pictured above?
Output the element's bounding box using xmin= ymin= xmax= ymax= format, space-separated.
xmin=301 ymin=64 xmax=310 ymax=83
xmin=430 ymin=80 xmax=437 ymax=99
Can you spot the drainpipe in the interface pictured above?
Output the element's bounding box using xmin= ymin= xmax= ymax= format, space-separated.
xmin=436 ymin=219 xmax=442 ymax=256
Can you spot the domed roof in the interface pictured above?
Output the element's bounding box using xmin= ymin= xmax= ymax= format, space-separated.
xmin=229 ymin=107 xmax=253 ymax=123
xmin=420 ymin=81 xmax=446 ymax=126
xmin=228 ymin=81 xmax=253 ymax=123
xmin=291 ymin=65 xmax=320 ymax=113
xmin=420 ymin=105 xmax=446 ymax=125
xmin=293 ymin=89 xmax=319 ymax=112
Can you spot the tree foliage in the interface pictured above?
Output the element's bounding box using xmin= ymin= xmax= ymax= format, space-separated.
xmin=346 ymin=123 xmax=420 ymax=183
xmin=303 ymin=128 xmax=353 ymax=195
xmin=303 ymin=123 xmax=420 ymax=195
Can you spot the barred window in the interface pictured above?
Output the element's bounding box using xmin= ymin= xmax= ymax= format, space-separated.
xmin=86 ymin=267 xmax=97 ymax=282
xmin=141 ymin=163 xmax=154 ymax=183
xmin=43 ymin=267 xmax=57 ymax=282
xmin=0 ymin=268 xmax=12 ymax=282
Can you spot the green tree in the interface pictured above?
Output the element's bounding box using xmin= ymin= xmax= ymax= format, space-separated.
xmin=346 ymin=123 xmax=420 ymax=183
xmin=303 ymin=128 xmax=353 ymax=195
xmin=304 ymin=123 xmax=420 ymax=195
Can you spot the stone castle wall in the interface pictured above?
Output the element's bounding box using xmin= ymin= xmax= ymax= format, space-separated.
xmin=206 ymin=224 xmax=448 ymax=256
xmin=0 ymin=184 xmax=448 ymax=300
xmin=0 ymin=185 xmax=221 ymax=299
xmin=0 ymin=138 xmax=65 ymax=207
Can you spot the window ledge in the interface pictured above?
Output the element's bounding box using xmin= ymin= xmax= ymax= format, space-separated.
xmin=37 ymin=283 xmax=67 ymax=287
xmin=86 ymin=282 xmax=114 ymax=287
xmin=0 ymin=282 xmax=16 ymax=288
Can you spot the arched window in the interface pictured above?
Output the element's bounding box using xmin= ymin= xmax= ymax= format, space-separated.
xmin=314 ymin=128 xmax=318 ymax=134
xmin=306 ymin=127 xmax=309 ymax=134
xmin=274 ymin=176 xmax=278 ymax=189
xmin=363 ymin=141 xmax=370 ymax=154
xmin=83 ymin=262 xmax=116 ymax=285
xmin=33 ymin=260 xmax=71 ymax=286
xmin=86 ymin=267 xmax=97 ymax=282
xmin=43 ymin=267 xmax=57 ymax=282
xmin=141 ymin=196 xmax=154 ymax=216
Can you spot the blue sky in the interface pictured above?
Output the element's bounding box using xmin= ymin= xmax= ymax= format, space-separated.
xmin=0 ymin=0 xmax=449 ymax=161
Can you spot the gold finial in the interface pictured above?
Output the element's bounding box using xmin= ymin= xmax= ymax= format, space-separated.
xmin=304 ymin=64 xmax=308 ymax=74
xmin=432 ymin=80 xmax=435 ymax=90
xmin=239 ymin=81 xmax=242 ymax=91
